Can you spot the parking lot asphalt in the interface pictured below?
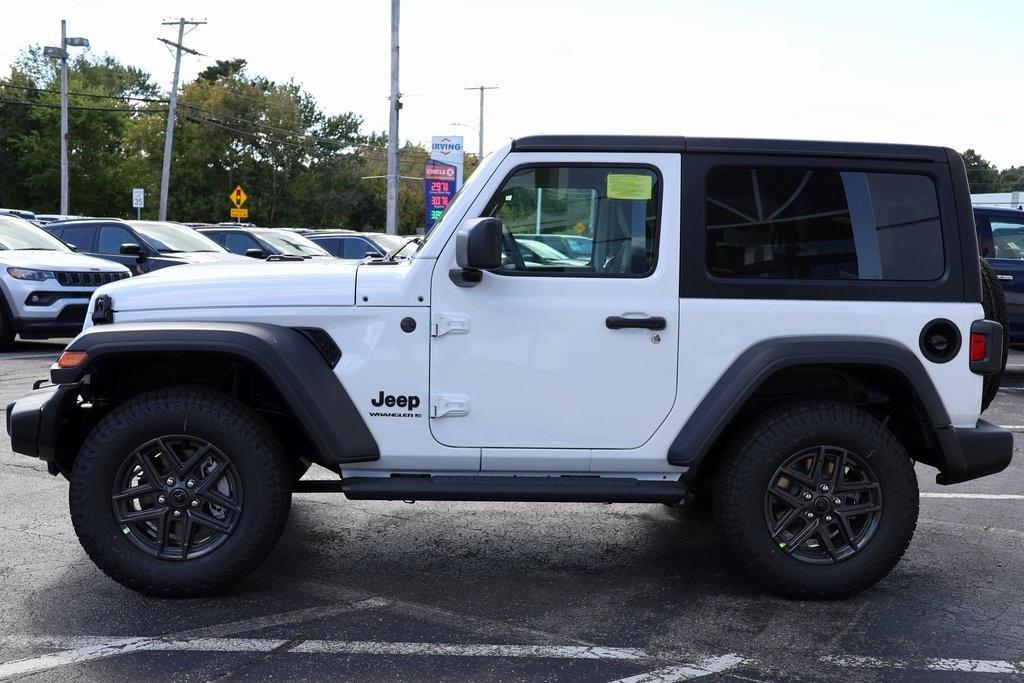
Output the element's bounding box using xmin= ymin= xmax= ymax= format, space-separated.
xmin=0 ymin=341 xmax=1022 ymax=682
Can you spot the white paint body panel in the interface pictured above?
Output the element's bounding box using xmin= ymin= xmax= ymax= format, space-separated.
xmin=83 ymin=142 xmax=986 ymax=480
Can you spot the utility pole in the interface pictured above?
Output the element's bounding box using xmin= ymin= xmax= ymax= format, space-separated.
xmin=464 ymin=85 xmax=498 ymax=159
xmin=44 ymin=21 xmax=89 ymax=216
xmin=386 ymin=0 xmax=401 ymax=236
xmin=157 ymin=18 xmax=205 ymax=222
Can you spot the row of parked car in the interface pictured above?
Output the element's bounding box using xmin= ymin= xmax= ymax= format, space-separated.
xmin=0 ymin=212 xmax=416 ymax=348
xmin=3 ymin=205 xmax=1023 ymax=350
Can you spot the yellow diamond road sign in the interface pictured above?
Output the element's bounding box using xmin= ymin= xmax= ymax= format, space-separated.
xmin=230 ymin=185 xmax=248 ymax=208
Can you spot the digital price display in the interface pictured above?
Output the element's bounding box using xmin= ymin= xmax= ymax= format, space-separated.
xmin=424 ymin=159 xmax=457 ymax=230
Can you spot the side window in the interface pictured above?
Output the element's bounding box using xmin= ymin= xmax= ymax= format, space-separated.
xmin=989 ymin=217 xmax=1024 ymax=260
xmin=705 ymin=168 xmax=944 ymax=281
xmin=97 ymin=225 xmax=136 ymax=254
xmin=201 ymin=231 xmax=226 ymax=246
xmin=314 ymin=238 xmax=341 ymax=256
xmin=223 ymin=233 xmax=260 ymax=255
xmin=484 ymin=165 xmax=659 ymax=276
xmin=60 ymin=225 xmax=96 ymax=251
xmin=341 ymin=238 xmax=374 ymax=258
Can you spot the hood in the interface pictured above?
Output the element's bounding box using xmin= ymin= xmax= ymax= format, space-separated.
xmin=0 ymin=249 xmax=130 ymax=272
xmin=95 ymin=259 xmax=359 ymax=312
xmin=160 ymin=251 xmax=253 ymax=264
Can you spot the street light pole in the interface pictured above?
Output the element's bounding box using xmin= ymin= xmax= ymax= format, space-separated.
xmin=385 ymin=0 xmax=401 ymax=236
xmin=45 ymin=21 xmax=88 ymax=216
xmin=59 ymin=20 xmax=68 ymax=216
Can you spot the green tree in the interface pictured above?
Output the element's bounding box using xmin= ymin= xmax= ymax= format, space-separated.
xmin=961 ymin=149 xmax=1000 ymax=194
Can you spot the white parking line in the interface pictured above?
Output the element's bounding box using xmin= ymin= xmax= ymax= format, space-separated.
xmin=606 ymin=655 xmax=747 ymax=682
xmin=920 ymin=492 xmax=1024 ymax=500
xmin=825 ymin=655 xmax=1024 ymax=675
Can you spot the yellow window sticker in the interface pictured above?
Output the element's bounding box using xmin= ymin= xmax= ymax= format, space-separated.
xmin=607 ymin=174 xmax=652 ymax=200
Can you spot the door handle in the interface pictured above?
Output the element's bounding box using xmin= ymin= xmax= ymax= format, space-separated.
xmin=997 ymin=274 xmax=1013 ymax=281
xmin=606 ymin=315 xmax=666 ymax=331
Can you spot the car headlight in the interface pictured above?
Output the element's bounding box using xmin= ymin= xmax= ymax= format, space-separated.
xmin=6 ymin=267 xmax=55 ymax=281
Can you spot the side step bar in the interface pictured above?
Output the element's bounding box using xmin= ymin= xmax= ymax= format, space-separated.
xmin=294 ymin=475 xmax=686 ymax=504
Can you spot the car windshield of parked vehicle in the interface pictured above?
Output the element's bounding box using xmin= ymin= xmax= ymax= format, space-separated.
xmin=990 ymin=217 xmax=1024 ymax=259
xmin=0 ymin=215 xmax=71 ymax=252
xmin=128 ymin=221 xmax=226 ymax=253
xmin=253 ymin=230 xmax=330 ymax=257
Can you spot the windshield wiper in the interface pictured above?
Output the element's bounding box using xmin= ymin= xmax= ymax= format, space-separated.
xmin=13 ymin=247 xmax=52 ymax=251
xmin=157 ymin=248 xmax=185 ymax=253
xmin=386 ymin=237 xmax=422 ymax=261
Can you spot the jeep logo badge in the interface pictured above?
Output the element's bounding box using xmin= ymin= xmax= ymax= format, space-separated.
xmin=369 ymin=391 xmax=422 ymax=418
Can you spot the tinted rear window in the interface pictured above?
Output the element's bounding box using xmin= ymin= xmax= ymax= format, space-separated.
xmin=706 ymin=168 xmax=943 ymax=281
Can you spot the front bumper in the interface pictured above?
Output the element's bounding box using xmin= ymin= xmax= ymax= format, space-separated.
xmin=12 ymin=306 xmax=88 ymax=338
xmin=934 ymin=419 xmax=1013 ymax=485
xmin=6 ymin=383 xmax=80 ymax=462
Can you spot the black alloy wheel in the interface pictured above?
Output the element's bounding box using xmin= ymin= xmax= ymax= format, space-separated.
xmin=763 ymin=445 xmax=883 ymax=564
xmin=112 ymin=435 xmax=243 ymax=561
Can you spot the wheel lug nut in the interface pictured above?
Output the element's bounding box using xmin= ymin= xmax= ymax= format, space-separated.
xmin=172 ymin=510 xmax=182 ymax=518
xmin=191 ymin=500 xmax=199 ymax=508
xmin=803 ymin=492 xmax=813 ymax=500
xmin=820 ymin=484 xmax=829 ymax=492
xmin=186 ymin=479 xmax=196 ymax=488
xmin=824 ymin=515 xmax=833 ymax=522
xmin=805 ymin=511 xmax=815 ymax=519
xmin=157 ymin=495 xmax=166 ymax=504
xmin=833 ymin=497 xmax=842 ymax=505
xmin=165 ymin=477 xmax=175 ymax=486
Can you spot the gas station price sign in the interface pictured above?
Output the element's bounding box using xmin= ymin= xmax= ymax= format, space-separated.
xmin=424 ymin=159 xmax=457 ymax=230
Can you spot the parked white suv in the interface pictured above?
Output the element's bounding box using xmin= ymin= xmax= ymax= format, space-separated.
xmin=0 ymin=215 xmax=130 ymax=348
xmin=6 ymin=136 xmax=1013 ymax=600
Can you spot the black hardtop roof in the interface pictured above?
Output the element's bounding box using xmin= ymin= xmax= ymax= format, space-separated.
xmin=510 ymin=135 xmax=951 ymax=162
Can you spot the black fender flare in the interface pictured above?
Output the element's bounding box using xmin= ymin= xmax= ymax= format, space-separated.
xmin=667 ymin=335 xmax=950 ymax=468
xmin=50 ymin=321 xmax=379 ymax=464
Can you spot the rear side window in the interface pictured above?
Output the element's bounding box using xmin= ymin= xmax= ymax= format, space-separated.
xmin=60 ymin=225 xmax=96 ymax=251
xmin=705 ymin=168 xmax=943 ymax=281
xmin=340 ymin=238 xmax=375 ymax=258
xmin=987 ymin=215 xmax=1024 ymax=260
xmin=97 ymin=225 xmax=135 ymax=254
xmin=223 ymin=233 xmax=260 ymax=254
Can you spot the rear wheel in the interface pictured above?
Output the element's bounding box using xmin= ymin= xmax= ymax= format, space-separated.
xmin=713 ymin=401 xmax=918 ymax=599
xmin=70 ymin=387 xmax=291 ymax=597
xmin=980 ymin=257 xmax=1009 ymax=412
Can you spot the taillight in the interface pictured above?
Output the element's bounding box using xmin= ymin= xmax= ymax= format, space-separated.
xmin=969 ymin=333 xmax=987 ymax=362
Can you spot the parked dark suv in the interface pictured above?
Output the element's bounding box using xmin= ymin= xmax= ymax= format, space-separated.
xmin=307 ymin=231 xmax=411 ymax=259
xmin=45 ymin=219 xmax=249 ymax=274
xmin=975 ymin=205 xmax=1024 ymax=344
xmin=197 ymin=227 xmax=332 ymax=259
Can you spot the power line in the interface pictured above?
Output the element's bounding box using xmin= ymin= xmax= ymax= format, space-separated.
xmin=0 ymin=96 xmax=167 ymax=113
xmin=0 ymin=81 xmax=166 ymax=103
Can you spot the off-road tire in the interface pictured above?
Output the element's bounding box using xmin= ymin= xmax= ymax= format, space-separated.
xmin=980 ymin=257 xmax=1009 ymax=412
xmin=713 ymin=400 xmax=918 ymax=599
xmin=0 ymin=297 xmax=15 ymax=351
xmin=70 ymin=387 xmax=292 ymax=598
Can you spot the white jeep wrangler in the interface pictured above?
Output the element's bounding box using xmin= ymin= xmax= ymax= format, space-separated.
xmin=6 ymin=136 xmax=1013 ymax=599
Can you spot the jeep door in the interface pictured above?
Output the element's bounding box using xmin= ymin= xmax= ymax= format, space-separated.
xmin=428 ymin=154 xmax=681 ymax=460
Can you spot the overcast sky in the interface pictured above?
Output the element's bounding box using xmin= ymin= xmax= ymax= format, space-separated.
xmin=2 ymin=0 xmax=1022 ymax=167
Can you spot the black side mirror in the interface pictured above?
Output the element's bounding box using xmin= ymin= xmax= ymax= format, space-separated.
xmin=245 ymin=248 xmax=267 ymax=259
xmin=451 ymin=218 xmax=503 ymax=287
xmin=119 ymin=243 xmax=144 ymax=260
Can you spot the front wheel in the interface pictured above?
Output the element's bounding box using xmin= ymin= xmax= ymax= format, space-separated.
xmin=70 ymin=387 xmax=292 ymax=597
xmin=713 ymin=401 xmax=918 ymax=599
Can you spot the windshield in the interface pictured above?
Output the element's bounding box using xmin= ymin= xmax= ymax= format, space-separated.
xmin=128 ymin=221 xmax=226 ymax=253
xmin=364 ymin=233 xmax=409 ymax=253
xmin=0 ymin=215 xmax=71 ymax=252
xmin=254 ymin=230 xmax=330 ymax=257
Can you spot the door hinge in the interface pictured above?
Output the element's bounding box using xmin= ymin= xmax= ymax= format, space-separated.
xmin=430 ymin=394 xmax=470 ymax=418
xmin=431 ymin=313 xmax=470 ymax=337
